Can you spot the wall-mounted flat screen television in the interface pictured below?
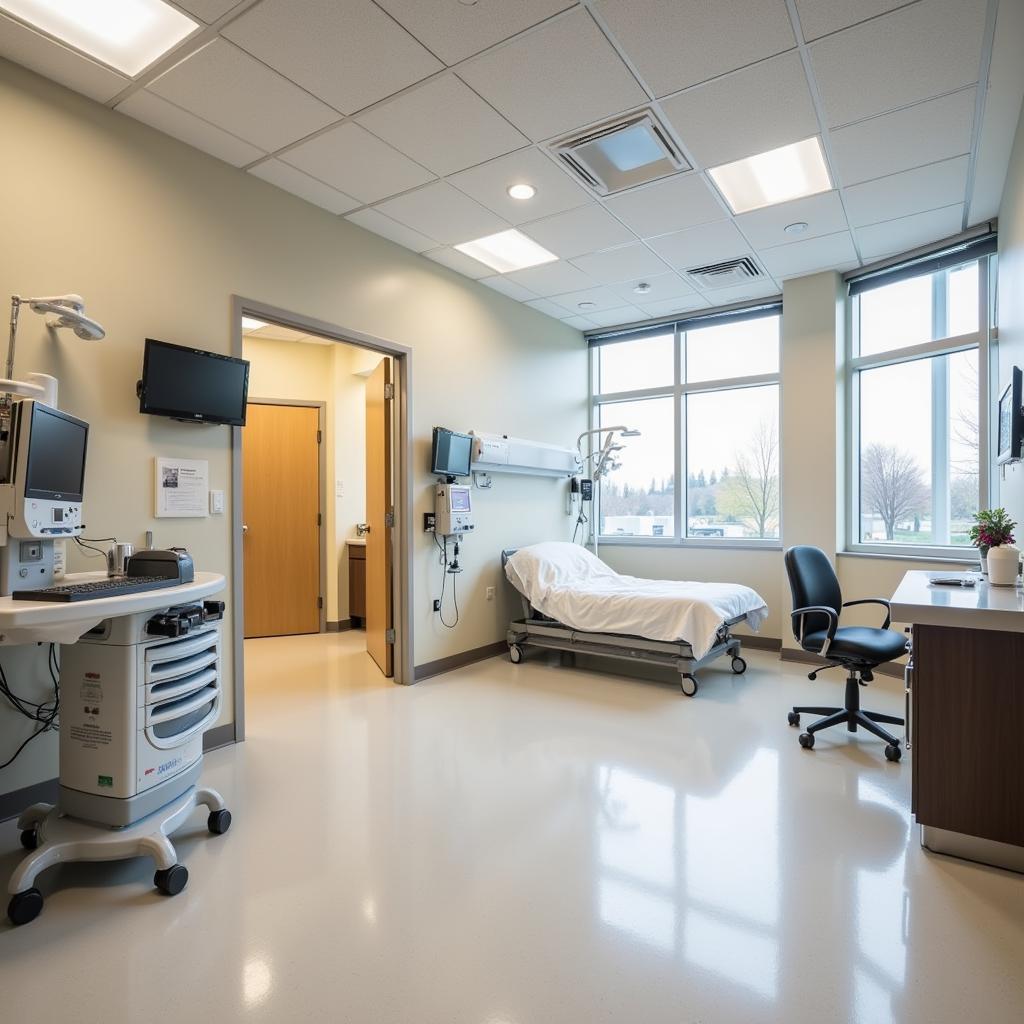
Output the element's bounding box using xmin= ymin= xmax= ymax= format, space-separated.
xmin=997 ymin=365 xmax=1022 ymax=465
xmin=138 ymin=339 xmax=250 ymax=426
xmin=431 ymin=427 xmax=473 ymax=478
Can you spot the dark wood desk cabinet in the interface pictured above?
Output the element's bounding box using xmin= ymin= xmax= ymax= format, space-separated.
xmin=911 ymin=623 xmax=1024 ymax=865
xmin=348 ymin=543 xmax=366 ymax=628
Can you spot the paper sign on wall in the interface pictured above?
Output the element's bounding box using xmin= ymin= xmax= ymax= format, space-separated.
xmin=155 ymin=457 xmax=209 ymax=518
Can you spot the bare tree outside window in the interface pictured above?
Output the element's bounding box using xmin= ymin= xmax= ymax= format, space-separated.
xmin=718 ymin=418 xmax=779 ymax=538
xmin=860 ymin=443 xmax=928 ymax=541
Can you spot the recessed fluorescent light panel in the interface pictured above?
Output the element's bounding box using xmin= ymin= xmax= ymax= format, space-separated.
xmin=708 ymin=137 xmax=832 ymax=215
xmin=241 ymin=317 xmax=268 ymax=332
xmin=454 ymin=229 xmax=557 ymax=274
xmin=0 ymin=0 xmax=199 ymax=76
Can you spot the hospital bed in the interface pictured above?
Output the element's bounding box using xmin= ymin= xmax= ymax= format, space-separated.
xmin=502 ymin=544 xmax=769 ymax=696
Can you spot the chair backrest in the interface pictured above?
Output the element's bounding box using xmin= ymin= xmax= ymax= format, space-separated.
xmin=784 ymin=546 xmax=842 ymax=641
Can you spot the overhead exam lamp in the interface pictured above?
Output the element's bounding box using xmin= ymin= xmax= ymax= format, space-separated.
xmin=576 ymin=425 xmax=642 ymax=481
xmin=4 ymin=293 xmax=106 ymax=408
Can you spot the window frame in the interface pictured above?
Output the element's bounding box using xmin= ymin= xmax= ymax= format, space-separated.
xmin=845 ymin=251 xmax=996 ymax=560
xmin=588 ymin=305 xmax=783 ymax=549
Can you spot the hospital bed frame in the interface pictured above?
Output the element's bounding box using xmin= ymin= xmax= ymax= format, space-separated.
xmin=502 ymin=550 xmax=747 ymax=696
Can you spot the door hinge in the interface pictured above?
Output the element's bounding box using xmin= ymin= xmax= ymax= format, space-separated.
xmin=383 ymin=383 xmax=394 ymax=400
xmin=317 ymin=429 xmax=322 ymax=444
xmin=317 ymin=512 xmax=322 ymax=527
xmin=317 ymin=596 xmax=323 ymax=609
xmin=385 ymin=628 xmax=395 ymax=644
xmin=384 ymin=510 xmax=395 ymax=528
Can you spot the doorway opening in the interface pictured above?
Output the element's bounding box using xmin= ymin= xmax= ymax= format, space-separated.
xmin=231 ymin=298 xmax=413 ymax=739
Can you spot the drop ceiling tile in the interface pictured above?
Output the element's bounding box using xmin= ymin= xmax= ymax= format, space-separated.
xmin=608 ymin=272 xmax=695 ymax=305
xmin=661 ymin=52 xmax=818 ymax=169
xmin=175 ymin=1 xmax=238 ymax=22
xmin=479 ymin=277 xmax=539 ymax=302
xmin=734 ymin=191 xmax=848 ymax=249
xmin=356 ymin=75 xmax=526 ymax=176
xmin=0 ymin=14 xmax=128 ymax=102
xmin=375 ymin=0 xmax=574 ymax=65
xmin=248 ymin=159 xmax=359 ymax=214
xmin=503 ymin=260 xmax=595 ymax=296
xmin=758 ymin=230 xmax=858 ymax=279
xmin=458 ymin=9 xmax=647 ymax=142
xmin=374 ymin=182 xmax=508 ymax=244
xmin=604 ymin=174 xmax=725 ymax=238
xmin=117 ymin=90 xmax=264 ymax=167
xmin=856 ymin=204 xmax=965 ymax=261
xmin=345 ymin=208 xmax=436 ymax=252
xmin=595 ymin=0 xmax=796 ymax=96
xmin=843 ymin=156 xmax=970 ymax=227
xmin=448 ymin=148 xmax=590 ymax=223
xmin=526 ymin=297 xmax=571 ymax=318
xmin=585 ymin=306 xmax=648 ymax=328
xmin=830 ymin=90 xmax=976 ymax=187
xmin=646 ymin=220 xmax=752 ymax=270
xmin=424 ymin=247 xmax=491 ymax=279
xmin=795 ymin=0 xmax=916 ymax=41
xmin=700 ymin=280 xmax=782 ymax=306
xmin=560 ymin=314 xmax=598 ymax=330
xmin=570 ymin=243 xmax=671 ymax=285
xmin=550 ymin=287 xmax=632 ymax=314
xmin=221 ymin=0 xmax=442 ymax=115
xmin=638 ymin=295 xmax=712 ymax=318
xmin=281 ymin=122 xmax=433 ymax=204
xmin=809 ymin=0 xmax=988 ymax=127
xmin=149 ymin=40 xmax=338 ymax=152
xmin=520 ymin=205 xmax=635 ymax=260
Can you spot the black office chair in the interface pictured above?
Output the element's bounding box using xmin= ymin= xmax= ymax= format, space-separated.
xmin=784 ymin=545 xmax=907 ymax=762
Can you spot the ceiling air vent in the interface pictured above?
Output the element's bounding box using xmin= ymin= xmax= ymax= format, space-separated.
xmin=685 ymin=256 xmax=763 ymax=291
xmin=551 ymin=110 xmax=690 ymax=196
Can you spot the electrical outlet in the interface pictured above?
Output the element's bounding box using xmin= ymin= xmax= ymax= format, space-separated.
xmin=424 ymin=512 xmax=436 ymax=532
xmin=432 ymin=599 xmax=441 ymax=612
xmin=485 ymin=586 xmax=495 ymax=600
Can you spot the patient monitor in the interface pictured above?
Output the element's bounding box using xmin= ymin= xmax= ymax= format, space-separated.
xmin=435 ymin=482 xmax=474 ymax=536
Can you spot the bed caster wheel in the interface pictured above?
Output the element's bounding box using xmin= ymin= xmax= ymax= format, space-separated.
xmin=680 ymin=674 xmax=698 ymax=697
xmin=787 ymin=712 xmax=800 ymax=727
xmin=884 ymin=743 xmax=902 ymax=762
xmin=7 ymin=888 xmax=43 ymax=926
xmin=798 ymin=732 xmax=815 ymax=749
xmin=508 ymin=644 xmax=523 ymax=664
xmin=731 ymin=656 xmax=747 ymax=675
xmin=208 ymin=809 xmax=232 ymax=835
xmin=154 ymin=864 xmax=189 ymax=896
xmin=19 ymin=828 xmax=39 ymax=850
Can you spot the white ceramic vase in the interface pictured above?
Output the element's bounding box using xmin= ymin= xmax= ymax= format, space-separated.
xmin=986 ymin=543 xmax=1020 ymax=586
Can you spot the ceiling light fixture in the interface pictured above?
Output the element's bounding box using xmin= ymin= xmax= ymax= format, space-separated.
xmin=633 ymin=282 xmax=652 ymax=295
xmin=578 ymin=301 xmax=597 ymax=310
xmin=241 ymin=316 xmax=268 ymax=332
xmin=0 ymin=0 xmax=199 ymax=77
xmin=454 ymin=229 xmax=557 ymax=274
xmin=507 ymin=183 xmax=536 ymax=200
xmin=784 ymin=221 xmax=809 ymax=236
xmin=708 ymin=137 xmax=832 ymax=215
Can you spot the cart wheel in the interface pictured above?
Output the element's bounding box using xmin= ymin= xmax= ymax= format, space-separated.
xmin=731 ymin=656 xmax=747 ymax=675
xmin=154 ymin=864 xmax=189 ymax=896
xmin=798 ymin=732 xmax=815 ymax=749
xmin=787 ymin=711 xmax=801 ymax=727
xmin=509 ymin=644 xmax=523 ymax=664
xmin=884 ymin=743 xmax=902 ymax=763
xmin=7 ymin=888 xmax=43 ymax=926
xmin=208 ymin=809 xmax=232 ymax=835
xmin=680 ymin=674 xmax=698 ymax=697
xmin=19 ymin=829 xmax=39 ymax=850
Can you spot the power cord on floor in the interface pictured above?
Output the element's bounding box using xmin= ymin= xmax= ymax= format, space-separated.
xmin=0 ymin=644 xmax=60 ymax=770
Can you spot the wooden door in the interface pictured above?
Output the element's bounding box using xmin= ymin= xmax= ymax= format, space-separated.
xmin=243 ymin=403 xmax=321 ymax=637
xmin=365 ymin=360 xmax=393 ymax=676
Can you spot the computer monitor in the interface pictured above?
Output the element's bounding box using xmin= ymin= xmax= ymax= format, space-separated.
xmin=431 ymin=427 xmax=473 ymax=478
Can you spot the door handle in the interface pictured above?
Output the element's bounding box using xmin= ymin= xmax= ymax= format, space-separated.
xmin=242 ymin=524 xmax=249 ymax=534
xmin=357 ymin=523 xmax=371 ymax=535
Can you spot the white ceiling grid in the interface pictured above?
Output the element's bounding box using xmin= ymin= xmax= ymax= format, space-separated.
xmin=0 ymin=0 xmax=1004 ymax=331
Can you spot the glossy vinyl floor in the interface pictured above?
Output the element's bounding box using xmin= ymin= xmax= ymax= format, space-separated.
xmin=2 ymin=634 xmax=1023 ymax=1023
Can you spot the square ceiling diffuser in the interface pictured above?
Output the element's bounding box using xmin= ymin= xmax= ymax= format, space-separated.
xmin=551 ymin=110 xmax=690 ymax=196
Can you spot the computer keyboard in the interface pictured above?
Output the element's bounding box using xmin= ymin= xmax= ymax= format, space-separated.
xmin=12 ymin=575 xmax=183 ymax=603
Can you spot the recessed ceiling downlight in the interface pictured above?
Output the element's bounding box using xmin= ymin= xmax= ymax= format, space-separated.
xmin=454 ymin=229 xmax=557 ymax=274
xmin=633 ymin=282 xmax=652 ymax=294
xmin=578 ymin=301 xmax=597 ymax=310
xmin=784 ymin=221 xmax=809 ymax=236
xmin=507 ymin=183 xmax=536 ymax=200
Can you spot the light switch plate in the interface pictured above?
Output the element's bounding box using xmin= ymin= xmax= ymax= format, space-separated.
xmin=209 ymin=489 xmax=225 ymax=515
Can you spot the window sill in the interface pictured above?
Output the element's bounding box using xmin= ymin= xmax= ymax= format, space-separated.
xmin=598 ymin=538 xmax=783 ymax=552
xmin=839 ymin=550 xmax=978 ymax=565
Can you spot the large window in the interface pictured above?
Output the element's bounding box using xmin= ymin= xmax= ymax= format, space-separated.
xmin=848 ymin=241 xmax=995 ymax=556
xmin=590 ymin=308 xmax=781 ymax=544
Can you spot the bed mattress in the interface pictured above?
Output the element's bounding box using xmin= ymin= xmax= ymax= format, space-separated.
xmin=505 ymin=542 xmax=768 ymax=660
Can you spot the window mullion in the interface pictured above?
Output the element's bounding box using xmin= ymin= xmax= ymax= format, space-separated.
xmin=676 ymin=325 xmax=685 ymax=541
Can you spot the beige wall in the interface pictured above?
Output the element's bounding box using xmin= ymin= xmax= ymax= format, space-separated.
xmin=0 ymin=60 xmax=586 ymax=795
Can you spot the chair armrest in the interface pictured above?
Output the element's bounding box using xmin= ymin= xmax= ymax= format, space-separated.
xmin=791 ymin=605 xmax=839 ymax=655
xmin=842 ymin=598 xmax=891 ymax=630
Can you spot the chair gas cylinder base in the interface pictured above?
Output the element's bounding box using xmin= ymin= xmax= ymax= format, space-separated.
xmin=784 ymin=546 xmax=908 ymax=762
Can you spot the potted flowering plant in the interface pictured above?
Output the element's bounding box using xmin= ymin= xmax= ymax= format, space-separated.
xmin=968 ymin=508 xmax=1017 ymax=575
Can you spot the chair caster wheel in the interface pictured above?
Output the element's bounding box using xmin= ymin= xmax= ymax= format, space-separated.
xmin=7 ymin=888 xmax=43 ymax=926
xmin=731 ymin=656 xmax=747 ymax=674
xmin=19 ymin=828 xmax=38 ymax=850
xmin=798 ymin=732 xmax=815 ymax=749
xmin=509 ymin=644 xmax=522 ymax=664
xmin=154 ymin=864 xmax=189 ymax=896
xmin=680 ymin=674 xmax=698 ymax=697
xmin=208 ymin=809 xmax=232 ymax=835
xmin=884 ymin=743 xmax=902 ymax=762
xmin=787 ymin=712 xmax=800 ymax=727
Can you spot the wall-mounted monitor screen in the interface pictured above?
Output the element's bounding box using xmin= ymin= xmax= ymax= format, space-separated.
xmin=431 ymin=427 xmax=473 ymax=478
xmin=997 ymin=365 xmax=1022 ymax=465
xmin=24 ymin=403 xmax=89 ymax=501
xmin=139 ymin=339 xmax=250 ymax=426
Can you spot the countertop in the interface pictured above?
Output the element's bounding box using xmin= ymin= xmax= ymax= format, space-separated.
xmin=890 ymin=569 xmax=1024 ymax=633
xmin=347 ymin=538 xmax=366 ymax=547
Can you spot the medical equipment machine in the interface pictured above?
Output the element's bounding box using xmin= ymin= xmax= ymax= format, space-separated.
xmin=435 ymin=482 xmax=474 ymax=536
xmin=471 ymin=431 xmax=580 ymax=478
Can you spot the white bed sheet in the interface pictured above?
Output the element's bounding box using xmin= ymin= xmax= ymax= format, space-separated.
xmin=505 ymin=542 xmax=768 ymax=659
